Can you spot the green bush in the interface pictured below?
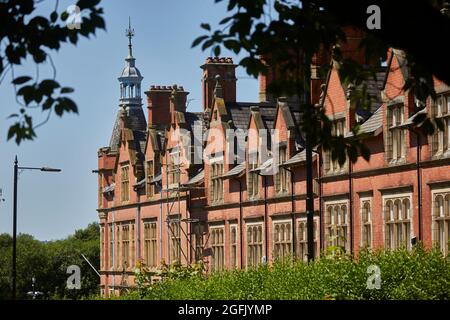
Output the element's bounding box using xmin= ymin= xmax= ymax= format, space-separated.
xmin=120 ymin=246 xmax=450 ymax=300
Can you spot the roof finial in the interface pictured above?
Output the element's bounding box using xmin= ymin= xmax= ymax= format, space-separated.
xmin=125 ymin=17 xmax=135 ymax=58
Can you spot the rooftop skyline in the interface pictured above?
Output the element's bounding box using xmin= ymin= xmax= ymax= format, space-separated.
xmin=0 ymin=0 xmax=258 ymax=241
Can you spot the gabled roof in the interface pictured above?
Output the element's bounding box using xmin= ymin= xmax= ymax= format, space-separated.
xmin=183 ymin=169 xmax=204 ymax=186
xmin=401 ymin=107 xmax=427 ymax=127
xmin=222 ymin=162 xmax=246 ymax=179
xmin=282 ymin=149 xmax=318 ymax=167
xmin=224 ymin=101 xmax=277 ymax=130
xmin=345 ymin=106 xmax=383 ymax=138
xmin=103 ymin=183 xmax=115 ymax=194
xmin=109 ymin=107 xmax=147 ymax=152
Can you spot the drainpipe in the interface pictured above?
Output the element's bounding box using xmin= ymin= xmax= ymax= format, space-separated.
xmin=232 ymin=177 xmax=244 ymax=269
xmin=136 ymin=188 xmax=141 ymax=264
xmin=284 ymin=167 xmax=296 ymax=258
xmin=409 ymin=128 xmax=422 ymax=241
xmin=318 ymin=150 xmax=323 ymax=252
xmin=256 ymin=171 xmax=269 ymax=263
xmin=417 ymin=133 xmax=422 ymax=241
xmin=159 ymin=182 xmax=163 ymax=262
xmin=263 ymin=175 xmax=269 ymax=262
xmin=348 ymin=161 xmax=354 ymax=256
xmin=112 ymin=209 xmax=115 ymax=294
xmin=187 ymin=189 xmax=191 ymax=264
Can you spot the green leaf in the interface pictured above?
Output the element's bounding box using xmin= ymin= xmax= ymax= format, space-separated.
xmin=61 ymin=11 xmax=69 ymax=21
xmin=38 ymin=79 xmax=60 ymax=96
xmin=200 ymin=23 xmax=211 ymax=31
xmin=50 ymin=11 xmax=58 ymax=23
xmin=213 ymin=45 xmax=221 ymax=57
xmin=61 ymin=87 xmax=75 ymax=94
xmin=191 ymin=35 xmax=208 ymax=48
xmin=12 ymin=76 xmax=32 ymax=85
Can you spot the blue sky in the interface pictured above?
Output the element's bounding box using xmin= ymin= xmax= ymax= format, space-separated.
xmin=0 ymin=0 xmax=258 ymax=241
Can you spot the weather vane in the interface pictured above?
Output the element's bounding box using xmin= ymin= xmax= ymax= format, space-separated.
xmin=125 ymin=17 xmax=135 ymax=57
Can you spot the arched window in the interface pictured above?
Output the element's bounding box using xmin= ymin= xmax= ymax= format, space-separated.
xmin=384 ymin=196 xmax=412 ymax=250
xmin=433 ymin=192 xmax=450 ymax=256
xmin=361 ymin=200 xmax=372 ymax=248
xmin=210 ymin=226 xmax=224 ymax=272
xmin=325 ymin=202 xmax=348 ymax=252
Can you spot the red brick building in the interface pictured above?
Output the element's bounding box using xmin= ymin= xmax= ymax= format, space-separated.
xmin=97 ymin=32 xmax=450 ymax=297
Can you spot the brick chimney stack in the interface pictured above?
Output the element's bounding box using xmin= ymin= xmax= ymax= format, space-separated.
xmin=170 ymin=85 xmax=188 ymax=124
xmin=201 ymin=57 xmax=237 ymax=112
xmin=145 ymin=85 xmax=176 ymax=128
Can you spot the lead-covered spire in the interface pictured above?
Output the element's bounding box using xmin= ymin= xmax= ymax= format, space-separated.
xmin=118 ymin=18 xmax=143 ymax=107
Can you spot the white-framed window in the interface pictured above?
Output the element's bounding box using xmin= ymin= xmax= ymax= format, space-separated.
xmin=386 ymin=104 xmax=406 ymax=162
xmin=109 ymin=224 xmax=114 ymax=270
xmin=210 ymin=161 xmax=224 ymax=204
xmin=360 ymin=198 xmax=372 ymax=248
xmin=432 ymin=188 xmax=450 ymax=256
xmin=191 ymin=222 xmax=205 ymax=262
xmin=246 ymin=222 xmax=264 ymax=267
xmin=120 ymin=164 xmax=130 ymax=202
xmin=430 ymin=93 xmax=450 ymax=156
xmin=275 ymin=146 xmax=289 ymax=194
xmin=100 ymin=225 xmax=105 ymax=270
xmin=297 ymin=218 xmax=319 ymax=261
xmin=273 ymin=220 xmax=291 ymax=261
xmin=146 ymin=160 xmax=154 ymax=198
xmin=169 ymin=219 xmax=181 ymax=262
xmin=144 ymin=221 xmax=157 ymax=267
xmin=210 ymin=225 xmax=225 ymax=272
xmin=325 ymin=201 xmax=349 ymax=252
xmin=383 ymin=194 xmax=412 ymax=250
xmin=248 ymin=152 xmax=259 ymax=199
xmin=115 ymin=225 xmax=121 ymax=269
xmin=169 ymin=149 xmax=180 ymax=185
xmin=323 ymin=118 xmax=347 ymax=174
xmin=121 ymin=224 xmax=130 ymax=270
xmin=230 ymin=224 xmax=238 ymax=268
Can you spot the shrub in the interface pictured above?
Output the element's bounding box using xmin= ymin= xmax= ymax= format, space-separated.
xmin=119 ymin=246 xmax=450 ymax=300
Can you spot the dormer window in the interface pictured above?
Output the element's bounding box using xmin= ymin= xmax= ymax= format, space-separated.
xmin=210 ymin=161 xmax=224 ymax=204
xmin=323 ymin=118 xmax=347 ymax=174
xmin=169 ymin=149 xmax=180 ymax=185
xmin=248 ymin=152 xmax=259 ymax=199
xmin=431 ymin=93 xmax=450 ymax=157
xmin=120 ymin=164 xmax=130 ymax=202
xmin=386 ymin=104 xmax=406 ymax=162
xmin=275 ymin=145 xmax=288 ymax=194
xmin=146 ymin=160 xmax=154 ymax=198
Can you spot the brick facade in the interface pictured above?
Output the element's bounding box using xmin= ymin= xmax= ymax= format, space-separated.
xmin=97 ymin=50 xmax=450 ymax=297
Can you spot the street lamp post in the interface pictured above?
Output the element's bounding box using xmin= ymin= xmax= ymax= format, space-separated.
xmin=12 ymin=156 xmax=61 ymax=300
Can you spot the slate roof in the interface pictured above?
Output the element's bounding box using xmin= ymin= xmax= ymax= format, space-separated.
xmin=402 ymin=108 xmax=427 ymax=127
xmin=225 ymin=102 xmax=277 ymax=130
xmin=282 ymin=149 xmax=317 ymax=167
xmin=109 ymin=107 xmax=147 ymax=152
xmin=103 ymin=183 xmax=115 ymax=193
xmin=346 ymin=106 xmax=383 ymax=138
xmin=185 ymin=112 xmax=205 ymax=130
xmin=353 ymin=69 xmax=386 ymax=119
xmin=184 ymin=169 xmax=204 ymax=186
xmin=222 ymin=162 xmax=246 ymax=179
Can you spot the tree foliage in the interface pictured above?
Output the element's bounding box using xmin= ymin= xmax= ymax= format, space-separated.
xmin=0 ymin=222 xmax=100 ymax=300
xmin=121 ymin=247 xmax=450 ymax=300
xmin=193 ymin=0 xmax=450 ymax=164
xmin=0 ymin=0 xmax=105 ymax=144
